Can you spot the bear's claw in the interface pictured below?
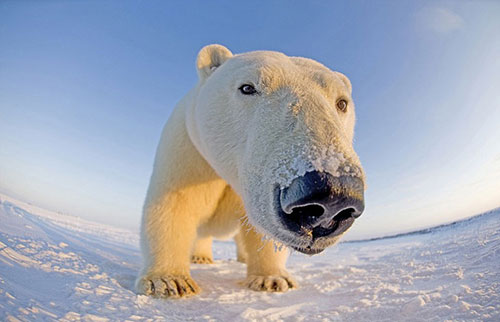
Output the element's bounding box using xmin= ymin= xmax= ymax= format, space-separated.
xmin=191 ymin=255 xmax=214 ymax=264
xmin=245 ymin=275 xmax=298 ymax=292
xmin=137 ymin=275 xmax=200 ymax=298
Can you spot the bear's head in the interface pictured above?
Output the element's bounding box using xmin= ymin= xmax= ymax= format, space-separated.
xmin=186 ymin=44 xmax=365 ymax=254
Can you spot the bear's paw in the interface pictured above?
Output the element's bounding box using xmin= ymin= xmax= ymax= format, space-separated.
xmin=244 ymin=275 xmax=298 ymax=292
xmin=136 ymin=275 xmax=200 ymax=298
xmin=191 ymin=255 xmax=214 ymax=264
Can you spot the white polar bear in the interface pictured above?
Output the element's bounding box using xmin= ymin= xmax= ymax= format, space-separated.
xmin=136 ymin=45 xmax=365 ymax=298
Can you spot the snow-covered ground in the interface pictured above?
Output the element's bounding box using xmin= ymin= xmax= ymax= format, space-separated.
xmin=0 ymin=193 xmax=499 ymax=321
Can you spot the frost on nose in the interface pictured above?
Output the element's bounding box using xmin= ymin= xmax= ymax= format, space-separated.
xmin=272 ymin=144 xmax=363 ymax=189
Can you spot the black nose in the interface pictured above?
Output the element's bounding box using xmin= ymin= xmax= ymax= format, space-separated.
xmin=276 ymin=170 xmax=364 ymax=239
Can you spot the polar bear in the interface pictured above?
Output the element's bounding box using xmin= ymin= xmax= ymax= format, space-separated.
xmin=136 ymin=45 xmax=365 ymax=298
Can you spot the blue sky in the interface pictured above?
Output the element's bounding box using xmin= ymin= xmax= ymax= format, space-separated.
xmin=1 ymin=1 xmax=499 ymax=239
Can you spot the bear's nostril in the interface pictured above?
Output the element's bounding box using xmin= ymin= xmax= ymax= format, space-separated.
xmin=333 ymin=207 xmax=356 ymax=221
xmin=288 ymin=204 xmax=325 ymax=226
xmin=317 ymin=208 xmax=354 ymax=229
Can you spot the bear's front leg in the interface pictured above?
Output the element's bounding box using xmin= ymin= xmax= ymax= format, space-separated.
xmin=135 ymin=196 xmax=201 ymax=298
xmin=239 ymin=224 xmax=298 ymax=292
xmin=136 ymin=90 xmax=229 ymax=298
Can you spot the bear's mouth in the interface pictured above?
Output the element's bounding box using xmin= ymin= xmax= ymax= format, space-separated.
xmin=290 ymin=245 xmax=325 ymax=255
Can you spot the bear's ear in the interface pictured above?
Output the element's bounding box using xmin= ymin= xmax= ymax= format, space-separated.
xmin=196 ymin=44 xmax=233 ymax=81
xmin=334 ymin=72 xmax=352 ymax=94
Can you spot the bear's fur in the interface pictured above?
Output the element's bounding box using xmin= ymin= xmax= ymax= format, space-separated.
xmin=136 ymin=45 xmax=365 ymax=298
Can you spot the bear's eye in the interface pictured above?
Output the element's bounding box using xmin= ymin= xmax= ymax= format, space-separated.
xmin=336 ymin=99 xmax=348 ymax=113
xmin=239 ymin=84 xmax=257 ymax=95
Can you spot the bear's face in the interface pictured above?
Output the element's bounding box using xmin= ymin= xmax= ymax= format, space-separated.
xmin=187 ymin=45 xmax=365 ymax=254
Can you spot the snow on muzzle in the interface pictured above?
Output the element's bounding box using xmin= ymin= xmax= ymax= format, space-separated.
xmin=274 ymin=170 xmax=364 ymax=254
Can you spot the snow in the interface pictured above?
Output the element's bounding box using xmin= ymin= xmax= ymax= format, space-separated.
xmin=0 ymin=193 xmax=499 ymax=321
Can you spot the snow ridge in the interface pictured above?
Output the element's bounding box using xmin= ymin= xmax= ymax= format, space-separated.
xmin=346 ymin=207 xmax=500 ymax=243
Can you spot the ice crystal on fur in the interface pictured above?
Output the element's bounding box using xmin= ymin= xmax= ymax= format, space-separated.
xmin=272 ymin=143 xmax=359 ymax=188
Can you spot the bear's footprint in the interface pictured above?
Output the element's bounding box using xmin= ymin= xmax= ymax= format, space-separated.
xmin=245 ymin=275 xmax=298 ymax=292
xmin=137 ymin=275 xmax=200 ymax=298
xmin=191 ymin=255 xmax=214 ymax=264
